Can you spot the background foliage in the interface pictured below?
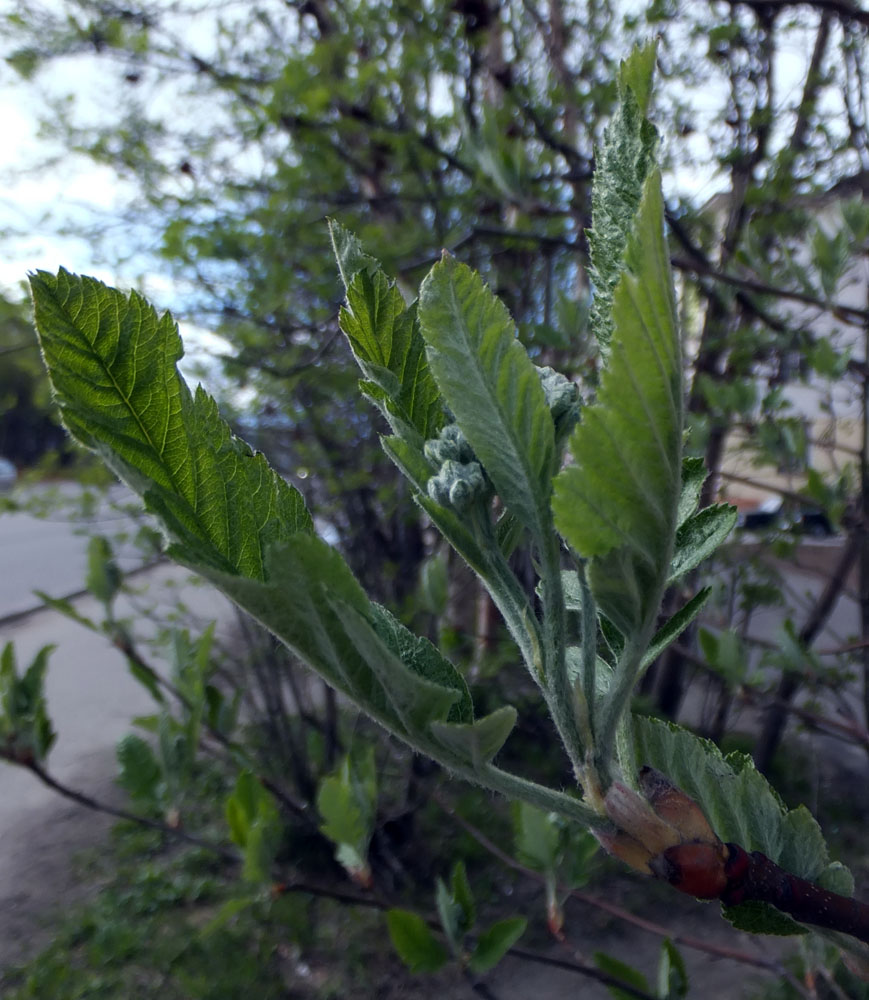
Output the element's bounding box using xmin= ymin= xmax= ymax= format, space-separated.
xmin=2 ymin=1 xmax=869 ymax=996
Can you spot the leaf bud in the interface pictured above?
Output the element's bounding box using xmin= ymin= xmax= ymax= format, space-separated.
xmin=603 ymin=780 xmax=682 ymax=857
xmin=638 ymin=766 xmax=719 ymax=845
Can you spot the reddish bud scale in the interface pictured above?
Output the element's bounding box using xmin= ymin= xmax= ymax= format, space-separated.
xmin=651 ymin=842 xmax=728 ymax=900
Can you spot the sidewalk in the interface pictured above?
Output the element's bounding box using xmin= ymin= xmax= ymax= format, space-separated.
xmin=0 ymin=563 xmax=233 ymax=968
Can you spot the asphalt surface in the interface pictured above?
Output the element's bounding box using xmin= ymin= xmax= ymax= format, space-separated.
xmin=0 ymin=485 xmax=233 ymax=968
xmin=0 ymin=484 xmax=148 ymax=620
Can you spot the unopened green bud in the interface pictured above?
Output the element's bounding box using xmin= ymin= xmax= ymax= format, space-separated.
xmin=424 ymin=422 xmax=475 ymax=466
xmin=427 ymin=459 xmax=485 ymax=511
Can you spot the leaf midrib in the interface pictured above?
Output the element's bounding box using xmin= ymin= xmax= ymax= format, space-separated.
xmin=61 ymin=285 xmax=212 ymax=555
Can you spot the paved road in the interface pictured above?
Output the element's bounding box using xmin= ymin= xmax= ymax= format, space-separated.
xmin=0 ymin=485 xmax=233 ymax=967
xmin=0 ymin=484 xmax=148 ymax=620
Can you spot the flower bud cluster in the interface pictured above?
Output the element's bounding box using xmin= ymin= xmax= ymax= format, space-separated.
xmin=424 ymin=423 xmax=488 ymax=511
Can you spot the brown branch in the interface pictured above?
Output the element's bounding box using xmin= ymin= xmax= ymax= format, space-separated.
xmin=21 ymin=758 xmax=239 ymax=863
xmin=716 ymin=0 xmax=869 ymax=30
xmin=788 ymin=12 xmax=833 ymax=154
xmin=722 ymin=845 xmax=869 ymax=944
xmin=754 ymin=530 xmax=861 ymax=770
xmin=670 ymin=255 xmax=869 ymax=325
xmin=506 ymin=947 xmax=658 ymax=1000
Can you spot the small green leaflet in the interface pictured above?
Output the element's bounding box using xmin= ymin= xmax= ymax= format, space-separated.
xmin=669 ymin=505 xmax=737 ymax=583
xmin=225 ymin=770 xmax=282 ymax=883
xmin=386 ymin=910 xmax=448 ymax=973
xmin=116 ymin=734 xmax=161 ymax=802
xmin=418 ymin=253 xmax=556 ymax=544
xmin=328 ymin=218 xmax=379 ymax=290
xmin=30 ymin=269 xmax=312 ymax=580
xmin=0 ymin=642 xmax=56 ymax=762
xmin=554 ymin=172 xmax=682 ymax=636
xmin=468 ymin=917 xmax=527 ymax=973
xmin=331 ymin=220 xmax=444 ymax=446
xmin=317 ymin=750 xmax=377 ymax=881
xmin=340 ymin=273 xmax=443 ymax=443
xmin=430 ymin=705 xmax=517 ymax=768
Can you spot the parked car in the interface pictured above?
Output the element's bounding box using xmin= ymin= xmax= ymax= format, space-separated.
xmin=739 ymin=497 xmax=834 ymax=537
xmin=0 ymin=458 xmax=16 ymax=492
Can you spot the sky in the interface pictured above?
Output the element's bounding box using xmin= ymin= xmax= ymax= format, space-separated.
xmin=0 ymin=53 xmax=233 ymax=381
xmin=0 ymin=2 xmax=839 ymax=360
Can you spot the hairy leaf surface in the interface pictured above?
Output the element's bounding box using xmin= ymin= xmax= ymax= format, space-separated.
xmin=431 ymin=706 xmax=517 ymax=768
xmin=554 ymin=173 xmax=681 ymax=634
xmin=669 ymin=505 xmax=738 ymax=583
xmin=328 ymin=218 xmax=379 ymax=290
xmin=587 ymin=42 xmax=659 ymax=351
xmin=419 ymin=254 xmax=555 ymax=542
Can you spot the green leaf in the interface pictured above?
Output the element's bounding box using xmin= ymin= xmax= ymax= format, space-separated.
xmin=369 ymin=604 xmax=472 ymax=724
xmin=86 ymin=535 xmax=122 ymax=605
xmin=0 ymin=643 xmax=56 ymax=762
xmin=33 ymin=591 xmax=98 ymax=631
xmin=657 ymin=939 xmax=688 ymax=999
xmin=587 ymin=42 xmax=659 ymax=350
xmin=196 ymin=534 xmax=469 ymax=753
xmin=430 ymin=706 xmax=517 ymax=768
xmin=317 ymin=749 xmax=377 ymax=881
xmin=721 ymin=901 xmax=805 ymax=937
xmin=418 ymin=552 xmax=449 ymax=616
xmin=641 ymin=588 xmax=712 ymax=669
xmin=698 ymin=628 xmax=746 ymax=686
xmin=436 ymin=878 xmax=465 ymax=953
xmin=554 ymin=172 xmax=681 ymax=637
xmin=619 ymin=40 xmax=658 ymax=117
xmin=328 ymin=218 xmax=379 ymax=291
xmin=418 ymin=253 xmax=555 ymax=542
xmin=30 ymin=269 xmax=312 ymax=582
xmin=116 ymin=734 xmax=161 ymax=801
xmin=341 ymin=272 xmax=443 ymax=441
xmin=450 ymin=860 xmax=476 ymax=932
xmin=386 ymin=910 xmax=448 ymax=973
xmin=668 ymin=505 xmax=737 ymax=583
xmin=818 ymin=862 xmax=854 ymax=897
xmin=635 ymin=717 xmax=845 ymax=893
xmin=337 ymin=601 xmax=461 ymax=732
xmin=468 ymin=917 xmax=527 ymax=974
xmin=677 ymin=457 xmax=707 ymax=528
xmin=513 ymin=801 xmax=560 ymax=873
xmin=225 ymin=770 xmax=281 ymax=883
xmin=594 ymin=951 xmax=651 ymax=1000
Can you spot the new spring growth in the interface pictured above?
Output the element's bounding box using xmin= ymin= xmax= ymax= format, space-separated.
xmin=595 ymin=766 xmax=730 ymax=899
xmin=425 ymin=423 xmax=489 ymax=511
xmin=536 ymin=365 xmax=580 ymax=442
